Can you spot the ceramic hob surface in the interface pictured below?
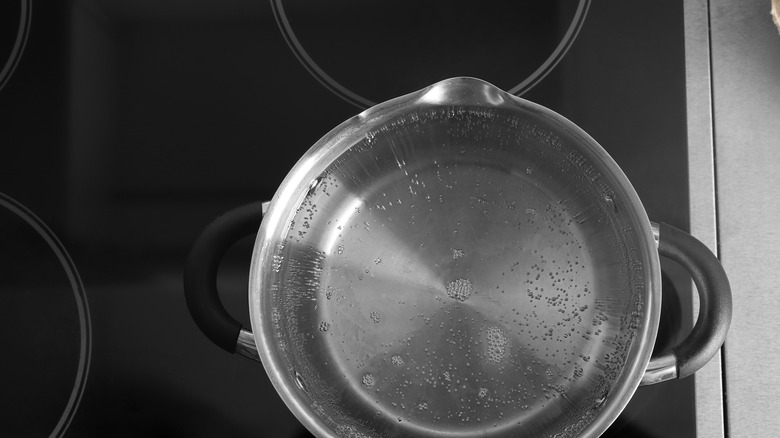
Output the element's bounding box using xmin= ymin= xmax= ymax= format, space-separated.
xmin=0 ymin=1 xmax=698 ymax=436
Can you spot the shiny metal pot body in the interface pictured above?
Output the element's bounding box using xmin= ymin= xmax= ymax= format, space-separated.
xmin=185 ymin=78 xmax=731 ymax=438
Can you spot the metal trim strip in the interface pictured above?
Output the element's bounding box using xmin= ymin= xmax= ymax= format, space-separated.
xmin=684 ymin=0 xmax=726 ymax=437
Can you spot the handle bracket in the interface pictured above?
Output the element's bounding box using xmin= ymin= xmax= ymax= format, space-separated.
xmin=641 ymin=222 xmax=732 ymax=385
xmin=183 ymin=202 xmax=265 ymax=359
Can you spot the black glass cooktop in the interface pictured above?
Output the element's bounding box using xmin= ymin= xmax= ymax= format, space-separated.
xmin=0 ymin=1 xmax=693 ymax=436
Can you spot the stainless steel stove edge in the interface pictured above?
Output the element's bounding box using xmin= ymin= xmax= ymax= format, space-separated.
xmin=685 ymin=0 xmax=726 ymax=437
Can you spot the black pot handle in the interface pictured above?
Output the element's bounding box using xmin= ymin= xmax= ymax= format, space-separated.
xmin=183 ymin=202 xmax=265 ymax=361
xmin=641 ymin=222 xmax=732 ymax=385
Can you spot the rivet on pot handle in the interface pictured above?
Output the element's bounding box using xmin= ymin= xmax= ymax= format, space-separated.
xmin=640 ymin=222 xmax=732 ymax=386
xmin=183 ymin=201 xmax=268 ymax=362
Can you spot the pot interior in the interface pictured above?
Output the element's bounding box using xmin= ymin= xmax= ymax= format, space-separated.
xmin=254 ymin=93 xmax=658 ymax=437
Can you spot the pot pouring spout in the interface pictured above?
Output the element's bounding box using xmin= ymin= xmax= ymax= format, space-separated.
xmin=417 ymin=77 xmax=506 ymax=107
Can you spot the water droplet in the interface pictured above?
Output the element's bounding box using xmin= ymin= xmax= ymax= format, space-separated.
xmin=307 ymin=176 xmax=323 ymax=196
xmin=604 ymin=194 xmax=617 ymax=212
xmin=294 ymin=371 xmax=308 ymax=392
xmin=594 ymin=390 xmax=609 ymax=409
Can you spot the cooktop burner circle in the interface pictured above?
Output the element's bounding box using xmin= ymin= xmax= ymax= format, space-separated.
xmin=0 ymin=193 xmax=92 ymax=437
xmin=272 ymin=0 xmax=590 ymax=108
xmin=0 ymin=0 xmax=31 ymax=93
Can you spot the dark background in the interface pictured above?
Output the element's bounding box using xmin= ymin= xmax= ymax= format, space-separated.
xmin=1 ymin=0 xmax=694 ymax=436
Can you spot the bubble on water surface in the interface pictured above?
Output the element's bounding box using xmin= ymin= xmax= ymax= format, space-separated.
xmin=485 ymin=326 xmax=509 ymax=364
xmin=446 ymin=278 xmax=473 ymax=302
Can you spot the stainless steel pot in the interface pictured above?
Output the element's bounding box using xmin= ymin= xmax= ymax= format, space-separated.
xmin=184 ymin=77 xmax=731 ymax=437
